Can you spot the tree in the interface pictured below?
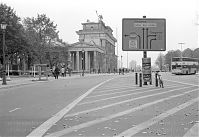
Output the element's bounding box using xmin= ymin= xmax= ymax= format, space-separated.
xmin=0 ymin=3 xmax=30 ymax=64
xmin=155 ymin=53 xmax=165 ymax=71
xmin=172 ymin=50 xmax=181 ymax=58
xmin=193 ymin=48 xmax=199 ymax=59
xmin=182 ymin=48 xmax=194 ymax=58
xmin=23 ymin=14 xmax=59 ymax=64
xmin=164 ymin=50 xmax=174 ymax=71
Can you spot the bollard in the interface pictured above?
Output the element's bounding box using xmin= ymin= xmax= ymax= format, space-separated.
xmin=135 ymin=73 xmax=138 ymax=85
xmin=155 ymin=73 xmax=158 ymax=87
xmin=139 ymin=73 xmax=142 ymax=87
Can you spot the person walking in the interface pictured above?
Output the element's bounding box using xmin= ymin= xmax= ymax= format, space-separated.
xmin=119 ymin=68 xmax=121 ymax=75
xmin=52 ymin=65 xmax=56 ymax=77
xmin=68 ymin=67 xmax=72 ymax=77
xmin=61 ymin=67 xmax=65 ymax=77
xmin=158 ymin=73 xmax=164 ymax=88
xmin=54 ymin=66 xmax=60 ymax=79
xmin=122 ymin=68 xmax=125 ymax=75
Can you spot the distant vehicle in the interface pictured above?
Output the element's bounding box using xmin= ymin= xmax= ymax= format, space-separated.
xmin=171 ymin=57 xmax=199 ymax=75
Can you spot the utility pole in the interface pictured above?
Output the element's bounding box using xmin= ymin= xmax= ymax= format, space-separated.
xmin=1 ymin=22 xmax=7 ymax=85
xmin=127 ymin=52 xmax=128 ymax=69
xmin=116 ymin=28 xmax=119 ymax=71
xmin=121 ymin=55 xmax=123 ymax=68
xmin=178 ymin=42 xmax=185 ymax=59
xmin=143 ymin=16 xmax=148 ymax=85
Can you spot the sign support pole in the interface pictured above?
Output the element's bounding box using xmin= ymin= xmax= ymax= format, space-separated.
xmin=143 ymin=51 xmax=148 ymax=85
xmin=143 ymin=16 xmax=148 ymax=85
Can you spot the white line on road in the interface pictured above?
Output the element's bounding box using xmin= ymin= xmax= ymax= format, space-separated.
xmin=86 ymin=84 xmax=179 ymax=99
xmin=117 ymin=97 xmax=199 ymax=137
xmin=26 ymin=77 xmax=115 ymax=137
xmin=78 ymin=85 xmax=188 ymax=106
xmin=86 ymin=86 xmax=147 ymax=99
xmin=64 ymin=85 xmax=185 ymax=118
xmin=45 ymin=88 xmax=198 ymax=137
xmin=9 ymin=108 xmax=21 ymax=112
xmin=164 ymin=79 xmax=199 ymax=87
xmin=95 ymin=85 xmax=138 ymax=93
xmin=183 ymin=123 xmax=199 ymax=137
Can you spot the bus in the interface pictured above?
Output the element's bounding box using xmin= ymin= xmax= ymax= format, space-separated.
xmin=171 ymin=57 xmax=199 ymax=75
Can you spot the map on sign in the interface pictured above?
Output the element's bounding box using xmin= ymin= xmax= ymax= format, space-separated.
xmin=122 ymin=18 xmax=166 ymax=51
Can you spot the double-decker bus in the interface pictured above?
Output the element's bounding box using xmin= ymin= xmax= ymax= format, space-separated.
xmin=171 ymin=57 xmax=199 ymax=75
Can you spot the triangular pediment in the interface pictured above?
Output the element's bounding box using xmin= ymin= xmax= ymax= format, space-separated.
xmin=70 ymin=41 xmax=97 ymax=48
xmin=69 ymin=41 xmax=105 ymax=53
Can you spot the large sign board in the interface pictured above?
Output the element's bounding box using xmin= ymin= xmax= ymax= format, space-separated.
xmin=122 ymin=18 xmax=166 ymax=51
xmin=142 ymin=58 xmax=152 ymax=82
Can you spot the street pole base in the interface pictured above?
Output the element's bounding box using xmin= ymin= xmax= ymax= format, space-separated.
xmin=143 ymin=82 xmax=147 ymax=85
xmin=2 ymin=81 xmax=7 ymax=85
xmin=6 ymin=76 xmax=11 ymax=81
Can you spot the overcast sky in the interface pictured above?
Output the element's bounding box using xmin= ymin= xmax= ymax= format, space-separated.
xmin=1 ymin=0 xmax=199 ymax=67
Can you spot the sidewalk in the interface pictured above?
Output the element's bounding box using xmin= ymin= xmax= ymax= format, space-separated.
xmin=0 ymin=76 xmax=45 ymax=89
xmin=0 ymin=73 xmax=117 ymax=89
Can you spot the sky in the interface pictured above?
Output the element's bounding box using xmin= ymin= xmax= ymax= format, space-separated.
xmin=1 ymin=0 xmax=199 ymax=67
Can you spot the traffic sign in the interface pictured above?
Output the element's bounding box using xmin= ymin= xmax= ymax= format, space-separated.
xmin=122 ymin=18 xmax=166 ymax=51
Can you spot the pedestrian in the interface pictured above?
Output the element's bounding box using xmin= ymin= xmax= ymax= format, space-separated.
xmin=119 ymin=68 xmax=121 ymax=75
xmin=52 ymin=65 xmax=56 ymax=77
xmin=122 ymin=68 xmax=125 ymax=75
xmin=108 ymin=68 xmax=110 ymax=74
xmin=158 ymin=73 xmax=164 ymax=88
xmin=98 ymin=68 xmax=100 ymax=74
xmin=61 ymin=67 xmax=65 ymax=77
xmin=68 ymin=67 xmax=72 ymax=76
xmin=54 ymin=66 xmax=60 ymax=79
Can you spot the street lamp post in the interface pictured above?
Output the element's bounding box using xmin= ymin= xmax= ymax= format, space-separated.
xmin=82 ymin=49 xmax=85 ymax=76
xmin=178 ymin=42 xmax=185 ymax=59
xmin=127 ymin=52 xmax=128 ymax=70
xmin=178 ymin=43 xmax=185 ymax=69
xmin=1 ymin=22 xmax=7 ymax=85
xmin=121 ymin=55 xmax=123 ymax=68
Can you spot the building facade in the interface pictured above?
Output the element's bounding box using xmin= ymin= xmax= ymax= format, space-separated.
xmin=68 ymin=20 xmax=117 ymax=73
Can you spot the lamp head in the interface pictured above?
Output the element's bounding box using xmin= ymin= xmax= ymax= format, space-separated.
xmin=1 ymin=22 xmax=7 ymax=30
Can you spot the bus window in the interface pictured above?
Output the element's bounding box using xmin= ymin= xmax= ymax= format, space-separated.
xmin=172 ymin=66 xmax=176 ymax=69
xmin=172 ymin=58 xmax=180 ymax=61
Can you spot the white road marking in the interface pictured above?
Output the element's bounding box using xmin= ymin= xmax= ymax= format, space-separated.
xmin=117 ymin=97 xmax=199 ymax=137
xmin=9 ymin=108 xmax=21 ymax=112
xmin=78 ymin=85 xmax=188 ymax=106
xmin=95 ymin=85 xmax=138 ymax=93
xmin=26 ymin=77 xmax=115 ymax=137
xmin=183 ymin=123 xmax=199 ymax=137
xmin=87 ymin=84 xmax=179 ymax=99
xmin=86 ymin=86 xmax=147 ymax=99
xmin=64 ymin=85 xmax=187 ymax=118
xmin=164 ymin=79 xmax=199 ymax=87
xmin=45 ymin=88 xmax=198 ymax=137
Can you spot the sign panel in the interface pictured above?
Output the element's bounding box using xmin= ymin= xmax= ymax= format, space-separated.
xmin=142 ymin=58 xmax=152 ymax=82
xmin=122 ymin=18 xmax=166 ymax=51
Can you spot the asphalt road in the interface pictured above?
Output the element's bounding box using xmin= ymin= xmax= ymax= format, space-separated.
xmin=0 ymin=73 xmax=198 ymax=137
